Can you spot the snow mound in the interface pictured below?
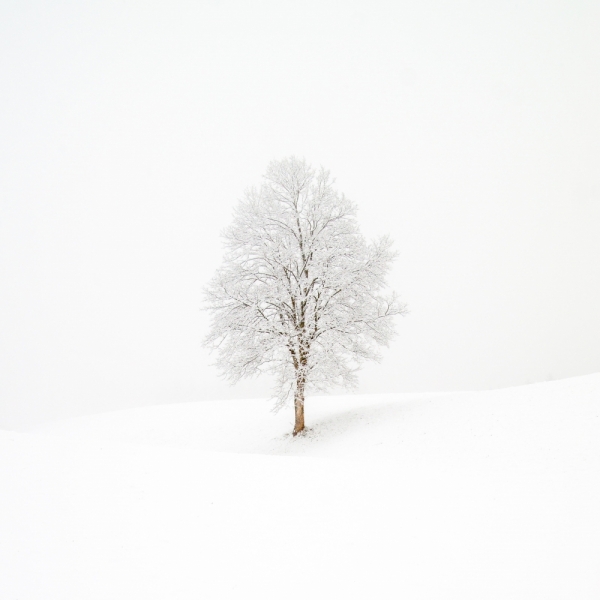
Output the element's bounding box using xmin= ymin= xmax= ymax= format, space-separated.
xmin=2 ymin=374 xmax=600 ymax=599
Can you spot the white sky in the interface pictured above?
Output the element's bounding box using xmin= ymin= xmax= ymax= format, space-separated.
xmin=1 ymin=0 xmax=599 ymax=427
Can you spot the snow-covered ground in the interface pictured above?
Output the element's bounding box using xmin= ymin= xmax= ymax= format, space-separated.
xmin=2 ymin=374 xmax=600 ymax=599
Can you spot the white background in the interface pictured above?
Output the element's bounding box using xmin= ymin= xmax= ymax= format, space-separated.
xmin=1 ymin=0 xmax=599 ymax=427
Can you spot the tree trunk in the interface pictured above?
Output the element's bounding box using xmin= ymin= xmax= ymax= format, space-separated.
xmin=293 ymin=385 xmax=305 ymax=436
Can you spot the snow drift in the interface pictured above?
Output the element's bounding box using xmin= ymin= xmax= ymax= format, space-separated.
xmin=2 ymin=374 xmax=599 ymax=599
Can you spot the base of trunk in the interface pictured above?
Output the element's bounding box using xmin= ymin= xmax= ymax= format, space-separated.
xmin=293 ymin=394 xmax=305 ymax=436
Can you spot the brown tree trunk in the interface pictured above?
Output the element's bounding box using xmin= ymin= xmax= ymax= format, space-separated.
xmin=293 ymin=385 xmax=305 ymax=436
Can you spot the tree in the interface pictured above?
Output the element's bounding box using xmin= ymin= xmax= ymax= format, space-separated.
xmin=203 ymin=157 xmax=406 ymax=435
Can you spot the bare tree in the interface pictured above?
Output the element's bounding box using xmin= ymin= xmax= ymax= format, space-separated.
xmin=203 ymin=157 xmax=406 ymax=435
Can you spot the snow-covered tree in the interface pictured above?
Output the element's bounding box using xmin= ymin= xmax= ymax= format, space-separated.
xmin=203 ymin=157 xmax=406 ymax=435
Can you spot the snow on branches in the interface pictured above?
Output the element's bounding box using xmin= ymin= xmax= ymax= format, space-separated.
xmin=203 ymin=157 xmax=406 ymax=434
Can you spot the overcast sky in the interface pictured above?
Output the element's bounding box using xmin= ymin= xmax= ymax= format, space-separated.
xmin=1 ymin=0 xmax=599 ymax=428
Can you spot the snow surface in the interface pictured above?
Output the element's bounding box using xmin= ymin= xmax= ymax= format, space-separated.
xmin=2 ymin=374 xmax=600 ymax=599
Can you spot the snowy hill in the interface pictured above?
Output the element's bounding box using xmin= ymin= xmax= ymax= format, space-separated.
xmin=2 ymin=374 xmax=600 ymax=599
